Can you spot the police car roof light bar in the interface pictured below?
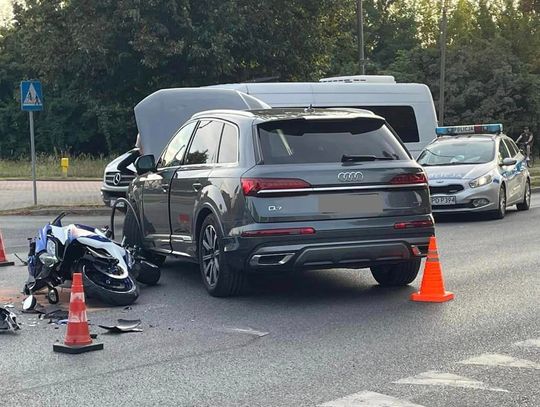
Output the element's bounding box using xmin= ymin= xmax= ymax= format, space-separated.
xmin=435 ymin=123 xmax=503 ymax=136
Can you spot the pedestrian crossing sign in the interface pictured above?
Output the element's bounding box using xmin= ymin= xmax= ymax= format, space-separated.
xmin=20 ymin=80 xmax=43 ymax=111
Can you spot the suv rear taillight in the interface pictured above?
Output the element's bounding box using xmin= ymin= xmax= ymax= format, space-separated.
xmin=394 ymin=219 xmax=434 ymax=229
xmin=390 ymin=173 xmax=427 ymax=185
xmin=241 ymin=178 xmax=311 ymax=196
xmin=241 ymin=227 xmax=316 ymax=237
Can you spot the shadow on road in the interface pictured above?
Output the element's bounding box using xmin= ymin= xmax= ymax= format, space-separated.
xmin=434 ymin=208 xmax=519 ymax=223
xmin=161 ymin=258 xmax=416 ymax=304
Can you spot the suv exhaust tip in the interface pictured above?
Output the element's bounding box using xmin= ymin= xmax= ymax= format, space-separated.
xmin=249 ymin=253 xmax=295 ymax=267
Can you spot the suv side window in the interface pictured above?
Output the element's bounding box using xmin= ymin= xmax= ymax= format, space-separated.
xmin=185 ymin=120 xmax=223 ymax=165
xmin=498 ymin=139 xmax=511 ymax=162
xmin=218 ymin=123 xmax=239 ymax=164
xmin=159 ymin=121 xmax=198 ymax=168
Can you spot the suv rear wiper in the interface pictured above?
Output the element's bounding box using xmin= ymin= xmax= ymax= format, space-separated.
xmin=341 ymin=154 xmax=395 ymax=162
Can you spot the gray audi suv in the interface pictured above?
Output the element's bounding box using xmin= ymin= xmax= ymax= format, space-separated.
xmin=124 ymin=108 xmax=434 ymax=297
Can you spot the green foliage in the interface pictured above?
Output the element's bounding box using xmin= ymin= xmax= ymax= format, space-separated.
xmin=0 ymin=0 xmax=538 ymax=158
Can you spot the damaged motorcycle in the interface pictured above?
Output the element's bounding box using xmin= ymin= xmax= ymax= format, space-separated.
xmin=24 ymin=212 xmax=160 ymax=306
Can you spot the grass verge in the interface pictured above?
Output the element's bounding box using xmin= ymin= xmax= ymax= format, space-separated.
xmin=529 ymin=164 xmax=539 ymax=188
xmin=0 ymin=154 xmax=110 ymax=179
xmin=1 ymin=155 xmax=539 ymax=187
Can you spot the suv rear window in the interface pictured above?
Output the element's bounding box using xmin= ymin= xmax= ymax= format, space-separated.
xmin=257 ymin=119 xmax=410 ymax=164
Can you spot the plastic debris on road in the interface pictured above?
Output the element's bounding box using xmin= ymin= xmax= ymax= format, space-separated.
xmin=22 ymin=295 xmax=37 ymax=311
xmin=0 ymin=306 xmax=21 ymax=332
xmin=98 ymin=319 xmax=143 ymax=333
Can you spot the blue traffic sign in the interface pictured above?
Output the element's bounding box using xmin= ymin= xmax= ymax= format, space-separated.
xmin=20 ymin=80 xmax=43 ymax=111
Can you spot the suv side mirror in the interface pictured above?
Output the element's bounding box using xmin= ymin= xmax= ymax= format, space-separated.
xmin=500 ymin=157 xmax=517 ymax=166
xmin=134 ymin=154 xmax=156 ymax=175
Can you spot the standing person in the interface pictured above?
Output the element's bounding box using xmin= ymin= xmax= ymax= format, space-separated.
xmin=517 ymin=126 xmax=534 ymax=163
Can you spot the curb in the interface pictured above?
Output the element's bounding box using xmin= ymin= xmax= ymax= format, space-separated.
xmin=0 ymin=206 xmax=113 ymax=216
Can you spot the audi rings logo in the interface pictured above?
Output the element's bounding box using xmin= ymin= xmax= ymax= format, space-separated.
xmin=337 ymin=171 xmax=364 ymax=182
xmin=113 ymin=173 xmax=122 ymax=186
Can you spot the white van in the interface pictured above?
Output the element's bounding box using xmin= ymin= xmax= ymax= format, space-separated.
xmin=208 ymin=75 xmax=437 ymax=157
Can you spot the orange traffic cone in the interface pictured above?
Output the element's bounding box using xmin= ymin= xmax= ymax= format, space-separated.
xmin=53 ymin=273 xmax=103 ymax=354
xmin=411 ymin=236 xmax=454 ymax=302
xmin=0 ymin=230 xmax=15 ymax=267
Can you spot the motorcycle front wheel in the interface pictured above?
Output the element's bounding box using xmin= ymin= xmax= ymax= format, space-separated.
xmin=78 ymin=261 xmax=139 ymax=306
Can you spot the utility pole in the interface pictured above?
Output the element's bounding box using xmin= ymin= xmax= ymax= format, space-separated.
xmin=438 ymin=0 xmax=448 ymax=126
xmin=356 ymin=0 xmax=365 ymax=75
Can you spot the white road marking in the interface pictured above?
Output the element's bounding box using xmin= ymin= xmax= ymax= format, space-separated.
xmin=394 ymin=370 xmax=508 ymax=392
xmin=458 ymin=353 xmax=540 ymax=369
xmin=514 ymin=338 xmax=540 ymax=348
xmin=221 ymin=327 xmax=269 ymax=337
xmin=319 ymin=391 xmax=425 ymax=407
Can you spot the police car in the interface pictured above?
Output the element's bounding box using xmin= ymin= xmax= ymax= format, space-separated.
xmin=417 ymin=124 xmax=531 ymax=219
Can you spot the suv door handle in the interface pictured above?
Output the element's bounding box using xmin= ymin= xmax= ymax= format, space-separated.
xmin=192 ymin=182 xmax=202 ymax=191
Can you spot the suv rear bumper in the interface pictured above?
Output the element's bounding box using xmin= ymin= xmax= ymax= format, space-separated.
xmin=223 ymin=217 xmax=433 ymax=273
xmin=244 ymin=238 xmax=427 ymax=272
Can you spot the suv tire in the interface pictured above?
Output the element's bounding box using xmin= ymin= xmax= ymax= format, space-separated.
xmin=370 ymin=259 xmax=421 ymax=286
xmin=516 ymin=180 xmax=531 ymax=211
xmin=198 ymin=214 xmax=245 ymax=297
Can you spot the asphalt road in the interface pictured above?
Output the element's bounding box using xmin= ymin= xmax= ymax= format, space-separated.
xmin=0 ymin=202 xmax=539 ymax=407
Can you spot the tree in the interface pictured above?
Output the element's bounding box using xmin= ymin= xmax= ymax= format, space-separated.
xmin=0 ymin=0 xmax=538 ymax=157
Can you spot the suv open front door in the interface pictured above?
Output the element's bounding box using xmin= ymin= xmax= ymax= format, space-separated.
xmin=169 ymin=120 xmax=223 ymax=256
xmin=140 ymin=121 xmax=198 ymax=253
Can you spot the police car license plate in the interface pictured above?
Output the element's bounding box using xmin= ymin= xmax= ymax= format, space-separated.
xmin=431 ymin=196 xmax=456 ymax=205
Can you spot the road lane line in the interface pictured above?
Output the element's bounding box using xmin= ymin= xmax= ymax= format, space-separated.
xmin=514 ymin=338 xmax=540 ymax=348
xmin=221 ymin=327 xmax=269 ymax=337
xmin=394 ymin=370 xmax=508 ymax=392
xmin=458 ymin=353 xmax=540 ymax=369
xmin=319 ymin=391 xmax=425 ymax=407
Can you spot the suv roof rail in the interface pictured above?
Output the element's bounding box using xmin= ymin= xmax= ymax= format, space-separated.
xmin=325 ymin=107 xmax=376 ymax=115
xmin=191 ymin=109 xmax=256 ymax=119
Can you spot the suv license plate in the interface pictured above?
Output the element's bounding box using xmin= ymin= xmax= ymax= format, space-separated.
xmin=431 ymin=196 xmax=456 ymax=205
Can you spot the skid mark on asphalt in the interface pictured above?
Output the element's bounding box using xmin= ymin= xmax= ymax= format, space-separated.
xmin=458 ymin=353 xmax=540 ymax=369
xmin=514 ymin=338 xmax=540 ymax=348
xmin=319 ymin=391 xmax=425 ymax=407
xmin=394 ymin=370 xmax=508 ymax=392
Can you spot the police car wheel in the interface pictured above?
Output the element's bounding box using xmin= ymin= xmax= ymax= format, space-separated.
xmin=492 ymin=186 xmax=506 ymax=219
xmin=516 ymin=180 xmax=531 ymax=211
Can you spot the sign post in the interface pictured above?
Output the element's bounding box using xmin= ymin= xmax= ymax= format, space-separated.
xmin=20 ymin=80 xmax=43 ymax=206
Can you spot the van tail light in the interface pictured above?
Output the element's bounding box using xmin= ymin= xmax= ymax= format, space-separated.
xmin=394 ymin=219 xmax=434 ymax=229
xmin=241 ymin=227 xmax=316 ymax=237
xmin=390 ymin=173 xmax=427 ymax=185
xmin=241 ymin=178 xmax=311 ymax=196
